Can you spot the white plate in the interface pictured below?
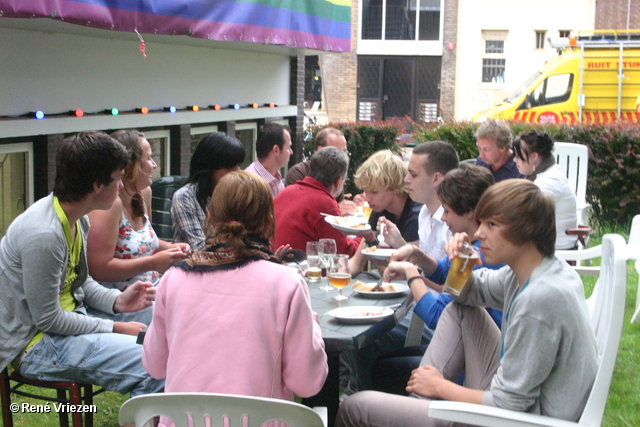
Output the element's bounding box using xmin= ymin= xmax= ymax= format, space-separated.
xmin=353 ymin=283 xmax=410 ymax=298
xmin=324 ymin=215 xmax=371 ymax=233
xmin=326 ymin=306 xmax=394 ymax=324
xmin=361 ymin=247 xmax=396 ymax=260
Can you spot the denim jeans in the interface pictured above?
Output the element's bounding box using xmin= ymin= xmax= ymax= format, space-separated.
xmin=19 ymin=331 xmax=164 ymax=397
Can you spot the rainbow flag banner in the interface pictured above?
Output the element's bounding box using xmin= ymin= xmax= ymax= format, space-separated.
xmin=0 ymin=0 xmax=351 ymax=52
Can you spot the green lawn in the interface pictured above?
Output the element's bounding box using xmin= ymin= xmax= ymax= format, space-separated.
xmin=4 ymin=230 xmax=640 ymax=427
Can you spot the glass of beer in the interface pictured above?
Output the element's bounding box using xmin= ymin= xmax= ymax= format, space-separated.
xmin=443 ymin=242 xmax=479 ymax=296
xmin=306 ymin=241 xmax=321 ymax=282
xmin=329 ymin=254 xmax=351 ymax=301
xmin=363 ymin=203 xmax=372 ymax=221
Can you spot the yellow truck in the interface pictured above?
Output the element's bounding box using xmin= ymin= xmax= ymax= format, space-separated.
xmin=474 ymin=30 xmax=640 ymax=124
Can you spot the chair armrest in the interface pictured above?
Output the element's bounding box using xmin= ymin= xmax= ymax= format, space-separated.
xmin=556 ymin=245 xmax=602 ymax=262
xmin=565 ymin=225 xmax=593 ymax=247
xmin=428 ymin=401 xmax=578 ymax=427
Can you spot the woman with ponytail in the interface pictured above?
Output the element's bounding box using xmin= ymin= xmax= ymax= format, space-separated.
xmin=142 ymin=171 xmax=328 ymax=409
xmin=171 ymin=132 xmax=246 ymax=251
xmin=86 ymin=130 xmax=190 ymax=324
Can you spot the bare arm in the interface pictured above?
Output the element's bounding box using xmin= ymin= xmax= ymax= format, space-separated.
xmin=406 ymin=365 xmax=485 ymax=404
xmin=87 ymin=198 xmax=187 ymax=282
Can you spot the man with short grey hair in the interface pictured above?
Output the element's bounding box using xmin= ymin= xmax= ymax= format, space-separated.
xmin=274 ymin=147 xmax=377 ymax=255
xmin=474 ymin=119 xmax=523 ymax=181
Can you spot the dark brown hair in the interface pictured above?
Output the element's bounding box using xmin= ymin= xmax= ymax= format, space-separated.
xmin=437 ymin=164 xmax=494 ymax=216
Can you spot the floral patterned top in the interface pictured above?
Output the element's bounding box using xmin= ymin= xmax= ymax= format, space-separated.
xmin=99 ymin=214 xmax=161 ymax=291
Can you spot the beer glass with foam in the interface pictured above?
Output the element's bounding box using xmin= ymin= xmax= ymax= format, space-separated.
xmin=306 ymin=241 xmax=321 ymax=282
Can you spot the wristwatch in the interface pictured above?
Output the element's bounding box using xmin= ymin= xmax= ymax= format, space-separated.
xmin=365 ymin=237 xmax=379 ymax=247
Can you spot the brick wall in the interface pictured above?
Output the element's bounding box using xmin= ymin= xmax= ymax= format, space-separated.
xmin=595 ymin=0 xmax=640 ymax=29
xmin=440 ymin=0 xmax=459 ymax=122
xmin=318 ymin=0 xmax=359 ymax=123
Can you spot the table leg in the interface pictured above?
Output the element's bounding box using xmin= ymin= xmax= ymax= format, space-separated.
xmin=302 ymin=352 xmax=341 ymax=427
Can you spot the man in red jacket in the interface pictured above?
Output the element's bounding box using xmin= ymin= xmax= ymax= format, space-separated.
xmin=274 ymin=147 xmax=377 ymax=256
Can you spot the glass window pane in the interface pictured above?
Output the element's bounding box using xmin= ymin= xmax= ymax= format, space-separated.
xmin=236 ymin=127 xmax=257 ymax=169
xmin=482 ymin=58 xmax=506 ymax=83
xmin=0 ymin=151 xmax=27 ymax=238
xmin=385 ymin=1 xmax=414 ymax=40
xmin=485 ymin=40 xmax=504 ymax=53
xmin=146 ymin=137 xmax=167 ymax=180
xmin=417 ymin=0 xmax=440 ymax=41
xmin=362 ymin=0 xmax=383 ymax=39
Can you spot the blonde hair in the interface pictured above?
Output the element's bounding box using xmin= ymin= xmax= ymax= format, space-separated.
xmin=354 ymin=150 xmax=408 ymax=195
xmin=205 ymin=171 xmax=275 ymax=253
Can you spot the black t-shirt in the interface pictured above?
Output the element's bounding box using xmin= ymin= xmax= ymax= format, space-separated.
xmin=368 ymin=197 xmax=422 ymax=243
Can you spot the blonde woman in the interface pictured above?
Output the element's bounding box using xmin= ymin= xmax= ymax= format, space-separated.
xmin=143 ymin=171 xmax=327 ymax=414
xmin=87 ymin=130 xmax=189 ymax=324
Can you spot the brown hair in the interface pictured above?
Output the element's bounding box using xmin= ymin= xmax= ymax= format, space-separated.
xmin=437 ymin=164 xmax=494 ymax=216
xmin=475 ymin=179 xmax=556 ymax=257
xmin=206 ymin=171 xmax=275 ymax=254
xmin=110 ymin=129 xmax=147 ymax=218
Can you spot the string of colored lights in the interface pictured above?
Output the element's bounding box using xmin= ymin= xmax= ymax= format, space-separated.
xmin=4 ymin=103 xmax=279 ymax=120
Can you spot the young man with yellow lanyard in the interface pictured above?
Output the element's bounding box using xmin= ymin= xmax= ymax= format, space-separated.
xmin=0 ymin=131 xmax=164 ymax=396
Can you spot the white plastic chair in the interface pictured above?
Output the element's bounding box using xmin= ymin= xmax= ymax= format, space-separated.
xmin=554 ymin=142 xmax=591 ymax=226
xmin=558 ymin=213 xmax=640 ymax=278
xmin=118 ymin=392 xmax=327 ymax=427
xmin=429 ymin=234 xmax=627 ymax=427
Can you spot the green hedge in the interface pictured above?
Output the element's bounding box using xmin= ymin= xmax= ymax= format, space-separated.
xmin=304 ymin=120 xmax=407 ymax=196
xmin=306 ymin=120 xmax=640 ymax=228
xmin=415 ymin=121 xmax=640 ymax=228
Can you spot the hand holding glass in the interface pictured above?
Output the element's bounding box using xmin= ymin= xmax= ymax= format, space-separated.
xmin=443 ymin=242 xmax=479 ymax=296
xmin=329 ymin=254 xmax=351 ymax=301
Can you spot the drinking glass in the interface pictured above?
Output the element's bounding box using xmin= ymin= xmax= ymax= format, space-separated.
xmin=329 ymin=254 xmax=351 ymax=301
xmin=363 ymin=202 xmax=372 ymax=221
xmin=318 ymin=238 xmax=337 ymax=291
xmin=306 ymin=241 xmax=321 ymax=282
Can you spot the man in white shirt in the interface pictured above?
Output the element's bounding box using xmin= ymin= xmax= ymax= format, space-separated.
xmin=346 ymin=141 xmax=459 ymax=394
xmin=385 ymin=140 xmax=459 ymax=261
xmin=245 ymin=122 xmax=292 ymax=197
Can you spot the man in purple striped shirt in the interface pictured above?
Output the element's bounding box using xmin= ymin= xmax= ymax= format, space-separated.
xmin=245 ymin=122 xmax=293 ymax=198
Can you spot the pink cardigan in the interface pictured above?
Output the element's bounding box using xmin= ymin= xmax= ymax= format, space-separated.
xmin=142 ymin=259 xmax=328 ymax=400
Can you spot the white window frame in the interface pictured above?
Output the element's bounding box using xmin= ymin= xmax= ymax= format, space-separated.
xmin=480 ymin=30 xmax=508 ymax=87
xmin=236 ymin=122 xmax=258 ymax=164
xmin=535 ymin=30 xmax=547 ymax=50
xmin=144 ymin=130 xmax=170 ymax=179
xmin=0 ymin=142 xmax=34 ymax=235
xmin=358 ymin=0 xmax=444 ymax=56
xmin=0 ymin=142 xmax=34 ymax=206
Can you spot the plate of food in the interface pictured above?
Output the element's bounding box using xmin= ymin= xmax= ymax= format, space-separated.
xmin=324 ymin=215 xmax=371 ymax=233
xmin=351 ymin=281 xmax=410 ymax=298
xmin=326 ymin=306 xmax=394 ymax=324
xmin=361 ymin=246 xmax=396 ymax=260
